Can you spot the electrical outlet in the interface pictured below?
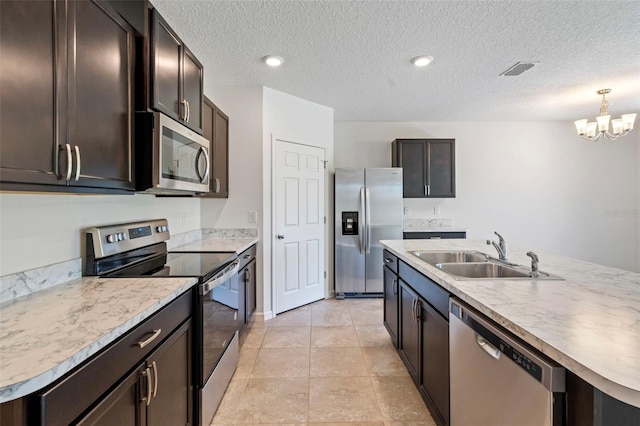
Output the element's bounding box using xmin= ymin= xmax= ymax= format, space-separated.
xmin=181 ymin=212 xmax=187 ymax=225
xmin=249 ymin=211 xmax=257 ymax=223
xmin=403 ymin=206 xmax=409 ymax=215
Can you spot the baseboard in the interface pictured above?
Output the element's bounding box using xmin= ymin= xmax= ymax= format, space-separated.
xmin=254 ymin=311 xmax=274 ymax=322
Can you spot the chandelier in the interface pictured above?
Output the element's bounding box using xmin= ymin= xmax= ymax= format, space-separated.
xmin=574 ymin=89 xmax=636 ymax=141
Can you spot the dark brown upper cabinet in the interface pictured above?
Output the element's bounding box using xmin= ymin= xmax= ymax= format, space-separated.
xmin=201 ymin=96 xmax=229 ymax=198
xmin=392 ymin=139 xmax=456 ymax=198
xmin=0 ymin=0 xmax=137 ymax=194
xmin=150 ymin=9 xmax=203 ymax=134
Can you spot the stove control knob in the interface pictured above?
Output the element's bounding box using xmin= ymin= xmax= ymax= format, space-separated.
xmin=107 ymin=234 xmax=116 ymax=243
xmin=118 ymin=233 xmax=125 ymax=241
xmin=162 ymin=225 xmax=168 ymax=232
xmin=156 ymin=226 xmax=162 ymax=232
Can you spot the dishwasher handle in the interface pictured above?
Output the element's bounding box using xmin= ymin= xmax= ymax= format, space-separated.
xmin=476 ymin=335 xmax=500 ymax=360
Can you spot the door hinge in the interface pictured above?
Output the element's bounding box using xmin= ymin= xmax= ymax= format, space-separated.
xmin=324 ymin=216 xmax=326 ymax=224
xmin=323 ymin=160 xmax=328 ymax=169
xmin=324 ymin=271 xmax=327 ymax=279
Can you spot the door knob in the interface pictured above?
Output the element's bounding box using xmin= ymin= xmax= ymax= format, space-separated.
xmin=277 ymin=234 xmax=285 ymax=239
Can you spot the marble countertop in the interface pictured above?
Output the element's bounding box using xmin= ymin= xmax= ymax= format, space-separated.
xmin=381 ymin=239 xmax=640 ymax=408
xmin=172 ymin=237 xmax=257 ymax=253
xmin=0 ymin=276 xmax=197 ymax=403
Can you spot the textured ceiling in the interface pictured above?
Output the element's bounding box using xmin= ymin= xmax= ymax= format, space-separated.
xmin=152 ymin=0 xmax=640 ymax=122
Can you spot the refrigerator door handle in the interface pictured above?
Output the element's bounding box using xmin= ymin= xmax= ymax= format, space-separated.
xmin=365 ymin=187 xmax=371 ymax=254
xmin=359 ymin=187 xmax=366 ymax=254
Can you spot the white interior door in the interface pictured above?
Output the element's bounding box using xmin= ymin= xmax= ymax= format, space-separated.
xmin=274 ymin=139 xmax=325 ymax=314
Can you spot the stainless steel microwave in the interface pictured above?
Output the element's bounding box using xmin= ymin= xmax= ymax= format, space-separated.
xmin=135 ymin=112 xmax=210 ymax=194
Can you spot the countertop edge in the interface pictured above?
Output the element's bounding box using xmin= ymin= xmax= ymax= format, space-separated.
xmin=170 ymin=237 xmax=258 ymax=254
xmin=380 ymin=241 xmax=640 ymax=408
xmin=0 ymin=277 xmax=198 ymax=403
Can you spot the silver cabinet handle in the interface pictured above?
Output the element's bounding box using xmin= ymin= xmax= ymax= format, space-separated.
xmin=277 ymin=234 xmax=285 ymax=239
xmin=215 ymin=177 xmax=221 ymax=193
xmin=476 ymin=334 xmax=501 ymax=360
xmin=245 ymin=267 xmax=251 ymax=283
xmin=186 ymin=100 xmax=190 ymax=122
xmin=74 ymin=145 xmax=81 ymax=181
xmin=137 ymin=329 xmax=162 ymax=348
xmin=392 ymin=278 xmax=397 ymax=296
xmin=427 ymin=185 xmax=430 ymax=196
xmin=142 ymin=367 xmax=152 ymax=406
xmin=63 ymin=144 xmax=72 ymax=181
xmin=151 ymin=361 xmax=158 ymax=398
xmin=411 ymin=299 xmax=416 ymax=322
xmin=180 ymin=100 xmax=187 ymax=120
xmin=384 ymin=258 xmax=393 ymax=263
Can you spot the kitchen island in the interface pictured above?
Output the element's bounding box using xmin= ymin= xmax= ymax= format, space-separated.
xmin=381 ymin=238 xmax=640 ymax=412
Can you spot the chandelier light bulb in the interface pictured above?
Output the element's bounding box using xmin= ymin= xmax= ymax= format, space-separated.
xmin=574 ymin=89 xmax=637 ymax=142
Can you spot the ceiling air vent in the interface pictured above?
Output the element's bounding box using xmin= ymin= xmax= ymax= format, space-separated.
xmin=499 ymin=61 xmax=538 ymax=76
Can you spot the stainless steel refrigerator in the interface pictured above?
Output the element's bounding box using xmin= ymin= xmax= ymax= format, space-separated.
xmin=334 ymin=168 xmax=403 ymax=297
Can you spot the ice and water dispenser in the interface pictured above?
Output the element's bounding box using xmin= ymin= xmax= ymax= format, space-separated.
xmin=341 ymin=212 xmax=359 ymax=235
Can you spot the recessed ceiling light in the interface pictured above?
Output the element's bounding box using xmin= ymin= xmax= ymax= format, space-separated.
xmin=411 ymin=55 xmax=433 ymax=67
xmin=262 ymin=55 xmax=284 ymax=67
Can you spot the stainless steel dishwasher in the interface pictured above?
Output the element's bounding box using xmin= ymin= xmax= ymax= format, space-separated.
xmin=449 ymin=299 xmax=566 ymax=426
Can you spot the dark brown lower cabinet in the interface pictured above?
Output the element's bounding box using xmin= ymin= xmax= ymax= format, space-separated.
xmin=243 ymin=258 xmax=257 ymax=322
xmin=398 ymin=277 xmax=449 ymax=426
xmin=419 ymin=299 xmax=449 ymax=426
xmin=383 ymin=266 xmax=399 ymax=347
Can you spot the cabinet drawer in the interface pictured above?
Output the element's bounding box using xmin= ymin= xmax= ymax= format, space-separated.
xmin=35 ymin=290 xmax=192 ymax=425
xmin=238 ymin=244 xmax=256 ymax=269
xmin=399 ymin=261 xmax=449 ymax=319
xmin=383 ymin=250 xmax=398 ymax=273
xmin=403 ymin=231 xmax=466 ymax=240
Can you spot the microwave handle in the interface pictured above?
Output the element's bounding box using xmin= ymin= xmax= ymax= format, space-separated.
xmin=195 ymin=147 xmax=210 ymax=184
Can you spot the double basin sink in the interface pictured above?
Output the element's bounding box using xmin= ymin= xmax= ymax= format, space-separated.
xmin=411 ymin=250 xmax=562 ymax=280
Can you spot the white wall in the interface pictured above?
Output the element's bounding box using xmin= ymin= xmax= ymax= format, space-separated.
xmin=262 ymin=87 xmax=334 ymax=318
xmin=200 ymin=85 xmax=263 ymax=230
xmin=335 ymin=122 xmax=640 ymax=272
xmin=0 ymin=193 xmax=201 ymax=276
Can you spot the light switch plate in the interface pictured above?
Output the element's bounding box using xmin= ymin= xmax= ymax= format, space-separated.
xmin=249 ymin=211 xmax=257 ymax=223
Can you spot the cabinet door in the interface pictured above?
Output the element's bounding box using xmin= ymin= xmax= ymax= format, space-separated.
xmin=398 ymin=280 xmax=420 ymax=384
xmin=395 ymin=140 xmax=427 ymax=197
xmin=70 ymin=0 xmax=134 ymax=191
xmin=244 ymin=259 xmax=257 ymax=322
xmin=0 ymin=0 xmax=66 ymax=187
xmin=201 ymin=96 xmax=229 ymax=198
xmin=212 ymin=105 xmax=229 ymax=197
xmin=427 ymin=140 xmax=455 ymax=198
xmin=419 ymin=300 xmax=450 ymax=426
xmin=146 ymin=320 xmax=193 ymax=426
xmin=75 ymin=366 xmax=141 ymax=426
xmin=151 ymin=9 xmax=181 ymax=121
xmin=182 ymin=46 xmax=204 ymax=133
xmin=383 ymin=266 xmax=399 ymax=347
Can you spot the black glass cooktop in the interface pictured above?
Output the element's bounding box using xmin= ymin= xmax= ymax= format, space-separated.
xmin=105 ymin=251 xmax=236 ymax=279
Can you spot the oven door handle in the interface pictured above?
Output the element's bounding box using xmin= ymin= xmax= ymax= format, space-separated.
xmin=199 ymin=259 xmax=240 ymax=295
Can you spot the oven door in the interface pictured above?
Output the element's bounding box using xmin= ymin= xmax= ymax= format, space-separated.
xmin=197 ymin=259 xmax=241 ymax=425
xmin=156 ymin=112 xmax=210 ymax=193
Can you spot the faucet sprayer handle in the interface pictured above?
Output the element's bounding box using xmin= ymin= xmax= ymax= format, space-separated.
xmin=494 ymin=231 xmax=505 ymax=244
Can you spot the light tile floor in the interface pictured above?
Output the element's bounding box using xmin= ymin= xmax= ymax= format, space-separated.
xmin=211 ymin=298 xmax=437 ymax=425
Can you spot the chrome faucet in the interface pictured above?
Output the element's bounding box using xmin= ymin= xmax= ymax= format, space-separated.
xmin=526 ymin=251 xmax=540 ymax=278
xmin=486 ymin=231 xmax=507 ymax=261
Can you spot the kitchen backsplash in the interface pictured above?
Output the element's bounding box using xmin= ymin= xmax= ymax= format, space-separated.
xmin=0 ymin=228 xmax=259 ymax=304
xmin=404 ymin=218 xmax=453 ymax=228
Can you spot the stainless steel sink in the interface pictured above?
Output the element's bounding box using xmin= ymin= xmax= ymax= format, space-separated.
xmin=436 ymin=262 xmax=562 ymax=280
xmin=411 ymin=251 xmax=489 ymax=264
